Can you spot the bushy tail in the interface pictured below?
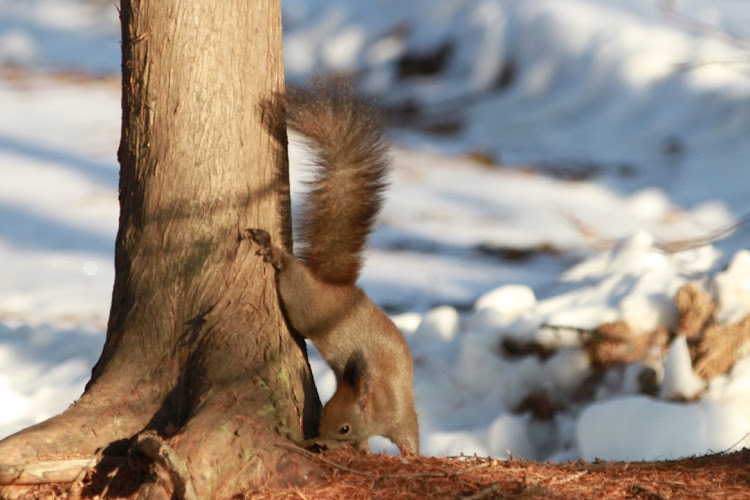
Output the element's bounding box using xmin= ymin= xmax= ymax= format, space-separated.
xmin=286 ymin=78 xmax=390 ymax=285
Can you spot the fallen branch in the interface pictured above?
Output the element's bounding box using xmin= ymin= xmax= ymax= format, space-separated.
xmin=0 ymin=457 xmax=99 ymax=485
xmin=659 ymin=0 xmax=750 ymax=51
xmin=562 ymin=210 xmax=750 ymax=254
xmin=462 ymin=481 xmax=501 ymax=500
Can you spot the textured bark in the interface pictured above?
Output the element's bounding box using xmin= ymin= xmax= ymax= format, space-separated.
xmin=0 ymin=0 xmax=320 ymax=497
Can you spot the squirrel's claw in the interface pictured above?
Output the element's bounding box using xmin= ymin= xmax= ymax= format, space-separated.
xmin=248 ymin=228 xmax=271 ymax=258
xmin=247 ymin=228 xmax=281 ymax=269
xmin=255 ymin=248 xmax=271 ymax=262
xmin=247 ymin=228 xmax=270 ymax=246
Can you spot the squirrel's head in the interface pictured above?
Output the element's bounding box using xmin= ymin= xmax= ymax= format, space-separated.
xmin=318 ymin=351 xmax=374 ymax=446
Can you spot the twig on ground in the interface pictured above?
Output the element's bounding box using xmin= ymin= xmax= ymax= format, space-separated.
xmin=717 ymin=433 xmax=750 ymax=455
xmin=461 ymin=482 xmax=502 ymax=500
xmin=631 ymin=482 xmax=666 ymax=500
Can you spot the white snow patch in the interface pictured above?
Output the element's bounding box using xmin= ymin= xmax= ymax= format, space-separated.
xmin=660 ymin=335 xmax=706 ymax=400
xmin=413 ymin=305 xmax=460 ymax=343
xmin=577 ymin=396 xmax=750 ymax=461
xmin=487 ymin=413 xmax=535 ymax=460
xmin=474 ymin=285 xmax=536 ymax=318
xmin=714 ymin=250 xmax=750 ymax=325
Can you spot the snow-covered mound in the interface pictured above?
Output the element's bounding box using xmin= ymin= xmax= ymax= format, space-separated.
xmin=284 ymin=0 xmax=750 ymax=212
xmin=372 ymin=238 xmax=750 ymax=460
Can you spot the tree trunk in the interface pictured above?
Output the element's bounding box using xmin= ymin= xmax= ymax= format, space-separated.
xmin=0 ymin=0 xmax=320 ymax=497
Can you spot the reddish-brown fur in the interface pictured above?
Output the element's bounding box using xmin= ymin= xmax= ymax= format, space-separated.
xmin=286 ymin=78 xmax=389 ymax=285
xmin=248 ymin=80 xmax=418 ymax=454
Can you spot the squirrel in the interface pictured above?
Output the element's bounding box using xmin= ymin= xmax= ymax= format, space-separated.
xmin=248 ymin=79 xmax=419 ymax=455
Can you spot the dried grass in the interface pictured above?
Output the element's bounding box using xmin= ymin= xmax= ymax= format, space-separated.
xmin=674 ymin=282 xmax=750 ymax=379
xmin=674 ymin=282 xmax=716 ymax=338
xmin=580 ymin=282 xmax=750 ymax=382
xmin=583 ymin=321 xmax=669 ymax=368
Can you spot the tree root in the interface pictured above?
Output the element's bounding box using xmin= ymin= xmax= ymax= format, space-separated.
xmin=136 ymin=431 xmax=197 ymax=500
xmin=0 ymin=368 xmax=166 ymax=486
xmin=0 ymin=457 xmax=99 ymax=485
xmin=0 ymin=385 xmax=319 ymax=498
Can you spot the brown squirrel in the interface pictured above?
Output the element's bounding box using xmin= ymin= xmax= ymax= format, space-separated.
xmin=248 ymin=80 xmax=419 ymax=455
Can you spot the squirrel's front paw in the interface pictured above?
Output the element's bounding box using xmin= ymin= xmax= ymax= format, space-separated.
xmin=247 ymin=228 xmax=280 ymax=266
xmin=247 ymin=228 xmax=270 ymax=246
xmin=247 ymin=228 xmax=272 ymax=259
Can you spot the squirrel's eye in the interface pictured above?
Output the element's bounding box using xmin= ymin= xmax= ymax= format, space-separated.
xmin=339 ymin=425 xmax=350 ymax=435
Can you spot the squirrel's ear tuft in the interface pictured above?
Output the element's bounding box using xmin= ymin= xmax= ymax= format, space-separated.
xmin=342 ymin=350 xmax=371 ymax=413
xmin=342 ymin=350 xmax=367 ymax=388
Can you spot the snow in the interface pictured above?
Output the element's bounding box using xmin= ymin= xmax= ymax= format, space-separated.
xmin=3 ymin=0 xmax=750 ymax=463
xmin=577 ymin=396 xmax=750 ymax=461
xmin=474 ymin=284 xmax=536 ymax=317
xmin=412 ymin=305 xmax=460 ymax=343
xmin=714 ymin=250 xmax=750 ymax=324
xmin=660 ymin=335 xmax=706 ymax=400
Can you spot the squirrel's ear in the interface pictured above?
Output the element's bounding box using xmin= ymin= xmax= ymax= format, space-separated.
xmin=342 ymin=350 xmax=367 ymax=388
xmin=342 ymin=351 xmax=371 ymax=413
xmin=358 ymin=381 xmax=371 ymax=414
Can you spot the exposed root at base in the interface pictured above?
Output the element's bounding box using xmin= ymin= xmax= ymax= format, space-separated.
xmin=136 ymin=431 xmax=198 ymax=500
xmin=0 ymin=456 xmax=100 ymax=485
